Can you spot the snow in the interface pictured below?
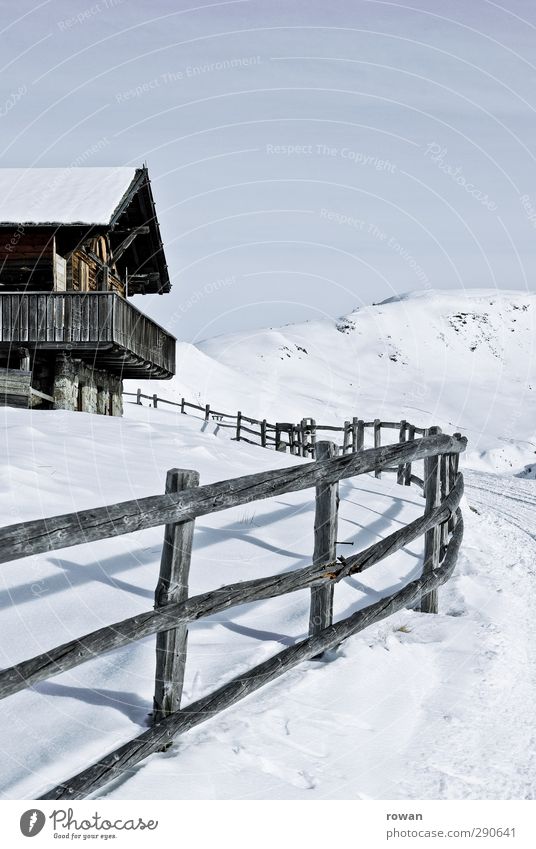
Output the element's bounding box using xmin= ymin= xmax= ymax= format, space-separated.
xmin=1 ymin=288 xmax=536 ymax=800
xmin=135 ymin=288 xmax=536 ymax=472
xmin=0 ymin=404 xmax=426 ymax=800
xmin=0 ymin=167 xmax=138 ymax=225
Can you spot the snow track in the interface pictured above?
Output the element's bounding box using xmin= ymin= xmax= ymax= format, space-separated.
xmin=391 ymin=470 xmax=536 ymax=800
xmin=465 ymin=470 xmax=536 ymax=540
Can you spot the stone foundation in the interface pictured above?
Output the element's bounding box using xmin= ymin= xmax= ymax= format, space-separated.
xmin=53 ymin=355 xmax=123 ymax=416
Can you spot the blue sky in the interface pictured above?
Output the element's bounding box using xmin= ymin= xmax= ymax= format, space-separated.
xmin=1 ymin=0 xmax=536 ymax=341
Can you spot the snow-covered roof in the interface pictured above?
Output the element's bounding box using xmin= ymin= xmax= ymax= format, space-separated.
xmin=0 ymin=167 xmax=139 ymax=225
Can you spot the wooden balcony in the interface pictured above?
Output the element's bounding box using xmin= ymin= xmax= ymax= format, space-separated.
xmin=0 ymin=292 xmax=175 ymax=379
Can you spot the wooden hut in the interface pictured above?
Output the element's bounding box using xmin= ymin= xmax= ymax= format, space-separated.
xmin=0 ymin=166 xmax=176 ymax=415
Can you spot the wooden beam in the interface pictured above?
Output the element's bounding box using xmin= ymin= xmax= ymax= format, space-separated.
xmin=0 ymin=433 xmax=467 ymax=566
xmin=420 ymin=426 xmax=442 ymax=613
xmin=397 ymin=420 xmax=407 ymax=485
xmin=110 ymin=226 xmax=150 ymax=264
xmin=153 ymin=469 xmax=199 ymax=727
xmin=374 ymin=419 xmax=381 ymax=478
xmin=309 ymin=442 xmax=339 ymax=640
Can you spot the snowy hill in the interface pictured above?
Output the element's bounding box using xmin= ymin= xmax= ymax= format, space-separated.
xmin=132 ymin=289 xmax=536 ymax=473
xmin=0 ymin=405 xmax=427 ymax=799
xmin=2 ymin=403 xmax=535 ymax=800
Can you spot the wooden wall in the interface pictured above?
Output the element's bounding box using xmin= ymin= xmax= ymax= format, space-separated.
xmin=0 ymin=230 xmax=125 ymax=297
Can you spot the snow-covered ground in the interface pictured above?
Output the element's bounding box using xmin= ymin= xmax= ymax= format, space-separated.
xmin=1 ymin=289 xmax=536 ymax=800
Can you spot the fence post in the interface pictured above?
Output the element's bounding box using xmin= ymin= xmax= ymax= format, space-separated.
xmin=397 ymin=420 xmax=407 ymax=485
xmin=351 ymin=417 xmax=359 ymax=453
xmin=301 ymin=418 xmax=308 ymax=457
xmin=374 ymin=419 xmax=381 ymax=478
xmin=153 ymin=467 xmax=200 ymax=729
xmin=420 ymin=426 xmax=441 ymax=614
xmin=261 ymin=419 xmax=267 ymax=448
xmin=448 ymin=435 xmax=461 ymax=534
xmin=136 ymin=388 xmax=142 ymax=405
xmin=343 ymin=421 xmax=351 ymax=454
xmin=152 ymin=394 xmax=158 ymax=409
xmin=204 ymin=403 xmax=210 ymax=421
xmin=310 ymin=418 xmax=317 ymax=457
xmin=404 ymin=424 xmax=416 ymax=485
xmin=291 ymin=425 xmax=298 ymax=455
xmin=440 ymin=454 xmax=449 ymax=547
xmin=236 ymin=411 xmax=242 ymax=442
xmin=309 ymin=441 xmax=339 ymax=642
xmin=356 ymin=419 xmax=365 ymax=451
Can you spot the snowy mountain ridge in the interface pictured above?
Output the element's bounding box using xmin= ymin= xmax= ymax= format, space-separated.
xmin=133 ymin=288 xmax=536 ymax=472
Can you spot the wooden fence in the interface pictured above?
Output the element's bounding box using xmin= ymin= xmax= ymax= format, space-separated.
xmin=0 ymin=415 xmax=466 ymax=800
xmin=124 ymin=390 xmax=430 ymax=461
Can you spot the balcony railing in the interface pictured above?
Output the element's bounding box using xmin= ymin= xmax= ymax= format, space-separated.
xmin=0 ymin=292 xmax=175 ymax=379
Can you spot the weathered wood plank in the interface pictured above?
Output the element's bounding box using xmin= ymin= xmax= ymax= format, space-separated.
xmin=0 ymin=476 xmax=464 ymax=702
xmin=0 ymin=433 xmax=467 ymax=566
xmin=309 ymin=418 xmax=317 ymax=456
xmin=39 ymin=513 xmax=463 ymax=801
xmin=356 ymin=419 xmax=365 ymax=451
xmin=341 ymin=421 xmax=350 ymax=454
xmin=448 ymin=442 xmax=460 ymax=533
xmin=309 ymin=442 xmax=338 ymax=639
xmin=404 ymin=424 xmax=416 ymax=485
xmin=397 ymin=420 xmax=407 ymax=485
xmin=0 ymin=368 xmax=32 ymax=408
xmin=420 ymin=426 xmax=442 ymax=613
xmin=153 ymin=469 xmax=199 ymax=726
xmin=440 ymin=454 xmax=449 ymax=547
xmin=374 ymin=419 xmax=381 ymax=478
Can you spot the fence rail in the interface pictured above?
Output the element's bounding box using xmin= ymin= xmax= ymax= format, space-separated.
xmin=125 ymin=390 xmax=431 ymax=458
xmin=0 ymin=399 xmax=467 ymax=800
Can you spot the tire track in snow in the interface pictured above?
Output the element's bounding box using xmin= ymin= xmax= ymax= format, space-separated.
xmin=396 ymin=469 xmax=536 ymax=799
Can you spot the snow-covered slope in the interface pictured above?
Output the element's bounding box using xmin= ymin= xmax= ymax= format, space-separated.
xmin=132 ymin=289 xmax=536 ymax=473
xmin=0 ymin=405 xmax=426 ymax=799
xmin=2 ymin=403 xmax=534 ymax=801
xmin=3 ymin=289 xmax=536 ymax=800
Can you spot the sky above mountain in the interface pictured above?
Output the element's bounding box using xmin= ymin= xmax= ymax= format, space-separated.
xmin=2 ymin=0 xmax=536 ymax=340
